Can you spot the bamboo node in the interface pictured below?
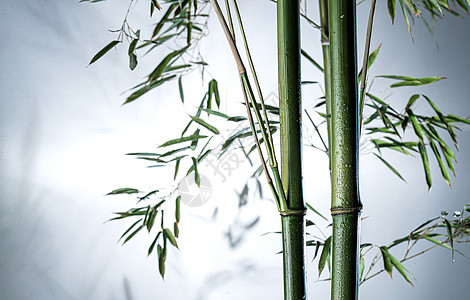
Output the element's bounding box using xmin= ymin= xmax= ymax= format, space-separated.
xmin=279 ymin=209 xmax=307 ymax=217
xmin=330 ymin=206 xmax=363 ymax=215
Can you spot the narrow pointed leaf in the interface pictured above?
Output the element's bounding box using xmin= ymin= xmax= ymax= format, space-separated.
xmin=190 ymin=116 xmax=220 ymax=134
xmin=159 ymin=134 xmax=207 ymax=148
xmin=163 ymin=228 xmax=179 ymax=248
xmin=444 ymin=218 xmax=455 ymax=261
xmin=107 ymin=188 xmax=139 ymax=195
xmin=318 ymin=236 xmax=332 ymax=276
xmin=388 ymin=0 xmax=397 ymax=23
xmin=119 ymin=219 xmax=142 ymax=242
xmin=374 ymin=153 xmax=406 ymax=181
xmin=418 ymin=142 xmax=432 ymax=190
xmin=88 ymin=40 xmax=120 ymax=65
xmin=380 ymin=246 xmax=394 ymax=278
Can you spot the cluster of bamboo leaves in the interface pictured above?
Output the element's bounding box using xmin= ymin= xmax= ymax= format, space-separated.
xmin=86 ymin=0 xmax=470 ymax=281
xmin=305 ymin=203 xmax=470 ymax=286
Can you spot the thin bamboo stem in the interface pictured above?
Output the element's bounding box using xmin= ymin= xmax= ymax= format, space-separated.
xmin=319 ymin=0 xmax=332 ymax=171
xmin=329 ymin=0 xmax=362 ymax=299
xmin=359 ymin=0 xmax=377 ymax=130
xmin=277 ymin=0 xmax=306 ymax=299
xmin=231 ymin=0 xmax=277 ymax=164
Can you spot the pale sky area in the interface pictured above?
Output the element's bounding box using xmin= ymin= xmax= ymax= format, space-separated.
xmin=0 ymin=1 xmax=469 ymax=299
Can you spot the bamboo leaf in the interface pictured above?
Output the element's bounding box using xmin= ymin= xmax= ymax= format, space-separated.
xmin=208 ymin=79 xmax=221 ymax=108
xmin=306 ymin=203 xmax=328 ymax=221
xmin=359 ymin=257 xmax=365 ymax=282
xmin=146 ymin=208 xmax=157 ymax=232
xmin=318 ymin=236 xmax=332 ymax=276
xmin=190 ymin=116 xmax=220 ymax=134
xmin=163 ymin=228 xmax=179 ymax=248
xmin=405 ymin=94 xmax=420 ymax=111
xmin=380 ymin=246 xmax=394 ymax=278
xmin=399 ymin=0 xmax=414 ymax=41
xmin=428 ymin=139 xmax=451 ymax=187
xmin=301 ymin=49 xmax=324 ymax=73
xmin=129 ymin=53 xmax=138 ymax=70
xmin=107 ymin=188 xmax=139 ymax=195
xmin=88 ymin=40 xmax=120 ymax=65
xmin=148 ymin=46 xmax=189 ymax=82
xmin=358 ymin=44 xmax=381 ymax=84
xmin=124 ymin=75 xmax=177 ymax=105
xmin=444 ymin=218 xmax=455 ymax=261
xmin=157 ymin=244 xmax=166 ymax=278
xmin=159 ymin=134 xmax=207 ymax=148
xmin=178 ymin=76 xmax=184 ymax=103
xmin=373 ymin=153 xmax=406 ymax=181
xmin=119 ymin=219 xmax=142 ymax=242
xmin=388 ymin=250 xmax=415 ymax=286
xmin=148 ymin=232 xmax=162 ymax=256
xmin=418 ymin=142 xmax=432 ymax=190
xmin=123 ymin=224 xmax=144 ymax=244
xmin=388 ymin=0 xmax=397 ymax=23
xmin=175 ymin=196 xmax=181 ymax=223
xmin=191 ymin=157 xmax=200 ymax=187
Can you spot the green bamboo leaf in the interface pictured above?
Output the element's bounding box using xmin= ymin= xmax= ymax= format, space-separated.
xmin=408 ymin=110 xmax=424 ymax=144
xmin=359 ymin=257 xmax=365 ymax=282
xmin=129 ymin=53 xmax=138 ymax=70
xmin=123 ymin=224 xmax=144 ymax=244
xmin=306 ymin=203 xmax=328 ymax=222
xmin=399 ymin=0 xmax=414 ymax=41
xmin=88 ymin=40 xmax=120 ymax=65
xmin=422 ymin=235 xmax=453 ymax=251
xmin=163 ymin=228 xmax=179 ymax=249
xmin=124 ymin=75 xmax=177 ymax=105
xmin=428 ymin=0 xmax=443 ymax=14
xmin=119 ymin=219 xmax=142 ymax=242
xmin=373 ymin=153 xmax=406 ymax=181
xmin=175 ymin=196 xmax=181 ymax=222
xmin=178 ymin=76 xmax=184 ymax=103
xmin=151 ymin=0 xmax=162 ymax=10
xmin=380 ymin=246 xmax=394 ymax=278
xmin=146 ymin=208 xmax=157 ymax=232
xmin=128 ymin=31 xmax=140 ymax=55
xmin=455 ymin=0 xmax=469 ymax=13
xmin=405 ymin=94 xmax=420 ymax=111
xmin=444 ymin=218 xmax=455 ymax=261
xmin=174 ymin=157 xmax=183 ymax=179
xmin=207 ymin=79 xmax=221 ymax=108
xmin=152 ymin=4 xmax=177 ymax=38
xmin=388 ymin=0 xmax=397 ymax=23
xmin=446 ymin=114 xmax=470 ymax=125
xmin=191 ymin=157 xmax=200 ymax=187
xmin=301 ymin=49 xmax=324 ymax=73
xmin=199 ymin=108 xmax=230 ymax=119
xmin=174 ymin=221 xmax=179 ymax=238
xmin=418 ymin=142 xmax=432 ymax=190
xmin=148 ymin=46 xmax=189 ymax=82
xmin=107 ymin=188 xmax=139 ymax=195
xmin=318 ymin=236 xmax=332 ymax=276
xmin=159 ymin=134 xmax=207 ymax=148
xmin=190 ymin=116 xmax=220 ymax=134
xmin=157 ymin=244 xmax=166 ymax=278
xmin=388 ymin=251 xmax=415 ymax=286
xmin=358 ymin=44 xmax=382 ymax=84
xmin=148 ymin=231 xmax=162 ymax=256
xmin=429 ymin=139 xmax=451 ymax=187
xmin=187 ymin=22 xmax=193 ymax=45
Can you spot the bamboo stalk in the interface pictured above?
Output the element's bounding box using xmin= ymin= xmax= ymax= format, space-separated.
xmin=277 ymin=0 xmax=306 ymax=299
xmin=328 ymin=0 xmax=362 ymax=299
xmin=319 ymin=0 xmax=332 ymax=171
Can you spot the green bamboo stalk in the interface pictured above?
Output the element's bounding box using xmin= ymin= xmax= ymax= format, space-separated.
xmin=319 ymin=0 xmax=332 ymax=171
xmin=277 ymin=0 xmax=306 ymax=299
xmin=328 ymin=0 xmax=362 ymax=299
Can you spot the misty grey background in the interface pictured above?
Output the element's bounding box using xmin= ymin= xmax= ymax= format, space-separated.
xmin=0 ymin=0 xmax=469 ymax=299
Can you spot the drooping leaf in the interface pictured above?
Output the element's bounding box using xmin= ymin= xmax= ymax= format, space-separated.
xmin=318 ymin=236 xmax=332 ymax=276
xmin=418 ymin=142 xmax=432 ymax=190
xmin=88 ymin=40 xmax=120 ymax=65
xmin=175 ymin=195 xmax=181 ymax=223
xmin=123 ymin=224 xmax=144 ymax=244
xmin=163 ymin=228 xmax=179 ymax=249
xmin=444 ymin=218 xmax=455 ymax=262
xmin=380 ymin=246 xmax=394 ymax=278
xmin=119 ymin=219 xmax=142 ymax=242
xmin=301 ymin=49 xmax=324 ymax=73
xmin=178 ymin=76 xmax=184 ymax=103
xmin=191 ymin=157 xmax=200 ymax=187
xmin=129 ymin=53 xmax=138 ymax=70
xmin=428 ymin=139 xmax=451 ymax=187
xmin=388 ymin=0 xmax=397 ymax=23
xmin=306 ymin=203 xmax=328 ymax=222
xmin=148 ymin=46 xmax=189 ymax=82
